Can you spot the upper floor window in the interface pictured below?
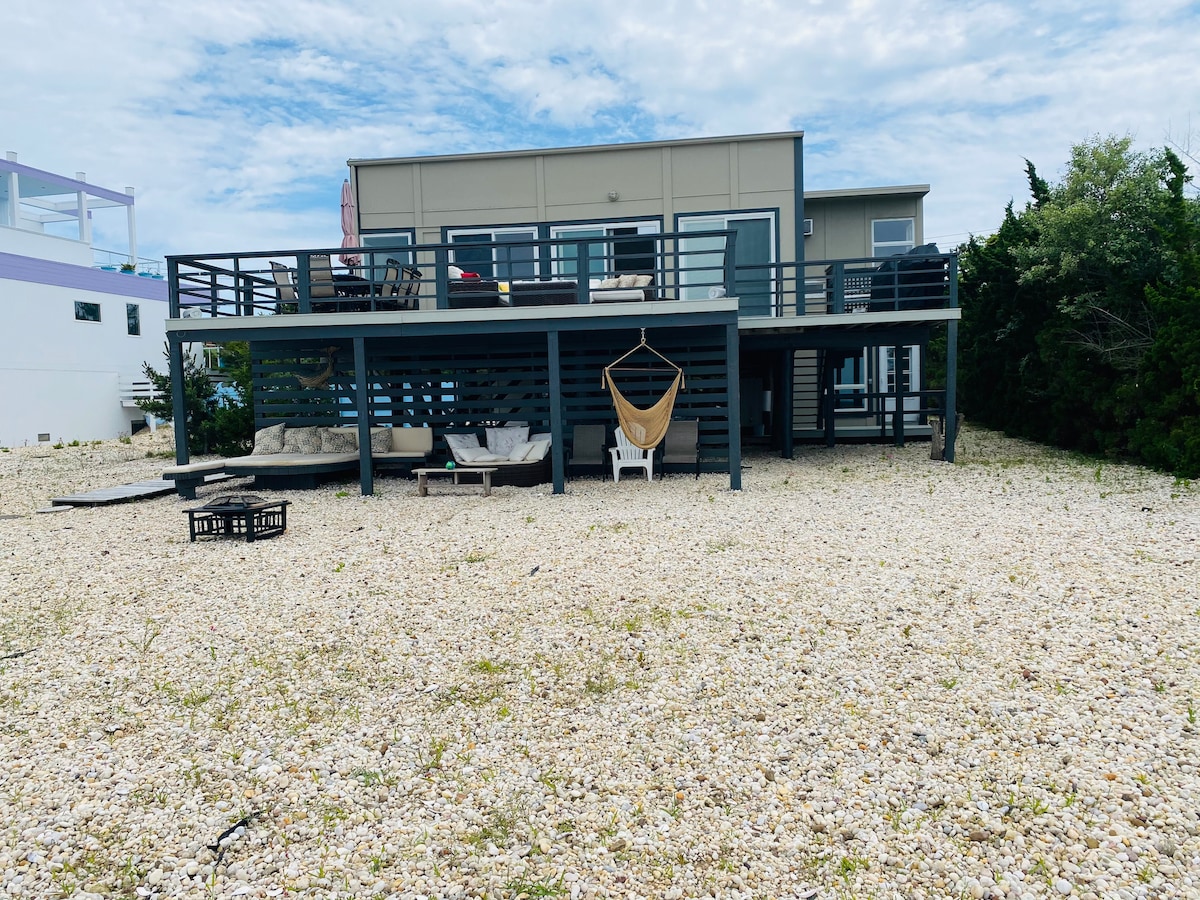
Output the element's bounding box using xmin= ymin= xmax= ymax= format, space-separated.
xmin=74 ymin=301 xmax=101 ymax=322
xmin=126 ymin=303 xmax=141 ymax=335
xmin=872 ymin=218 xmax=915 ymax=257
xmin=550 ymin=221 xmax=661 ymax=279
xmin=447 ymin=226 xmax=538 ymax=279
xmin=359 ymin=232 xmax=415 ymax=281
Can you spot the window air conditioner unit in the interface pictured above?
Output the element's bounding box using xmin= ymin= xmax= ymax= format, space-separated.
xmin=803 ymin=218 xmax=814 ymax=236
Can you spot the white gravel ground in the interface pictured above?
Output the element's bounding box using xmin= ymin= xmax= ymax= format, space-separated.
xmin=1 ymin=425 xmax=1198 ymax=900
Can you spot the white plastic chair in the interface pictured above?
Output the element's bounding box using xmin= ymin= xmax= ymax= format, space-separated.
xmin=609 ymin=426 xmax=654 ymax=482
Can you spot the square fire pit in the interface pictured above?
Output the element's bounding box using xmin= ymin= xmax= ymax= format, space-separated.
xmin=186 ymin=494 xmax=289 ymax=542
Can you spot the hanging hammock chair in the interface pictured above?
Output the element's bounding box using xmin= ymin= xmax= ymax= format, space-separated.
xmin=602 ymin=330 xmax=685 ymax=450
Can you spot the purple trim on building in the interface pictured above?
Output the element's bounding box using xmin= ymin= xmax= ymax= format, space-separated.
xmin=0 ymin=252 xmax=167 ymax=302
xmin=0 ymin=160 xmax=133 ymax=207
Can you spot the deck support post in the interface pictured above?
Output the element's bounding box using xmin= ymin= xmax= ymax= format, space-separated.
xmin=944 ymin=319 xmax=959 ymax=462
xmin=893 ymin=343 xmax=905 ymax=447
xmin=169 ymin=337 xmax=188 ymax=464
xmin=726 ymin=322 xmax=742 ymax=490
xmin=353 ymin=337 xmax=373 ymax=496
xmin=548 ymin=330 xmax=565 ymax=494
xmin=779 ymin=348 xmax=794 ymax=459
xmin=822 ymin=351 xmax=837 ymax=448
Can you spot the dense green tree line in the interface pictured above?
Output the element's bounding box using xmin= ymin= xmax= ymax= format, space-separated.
xmin=957 ymin=136 xmax=1200 ymax=476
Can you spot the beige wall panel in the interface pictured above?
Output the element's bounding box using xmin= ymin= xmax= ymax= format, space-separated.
xmin=420 ymin=158 xmax=539 ymax=213
xmin=543 ymin=148 xmax=664 ymax=206
xmin=671 ymin=195 xmax=747 ymax=216
xmin=866 ymin=197 xmax=920 ymax=221
xmin=357 ymin=166 xmax=415 ymax=216
xmin=808 ymin=200 xmax=871 ymax=259
xmin=421 ymin=207 xmax=542 ymax=229
xmin=738 ymin=140 xmax=795 ymax=194
xmin=359 ymin=212 xmax=416 ymax=231
xmin=542 ymin=199 xmax=668 ymax=223
xmin=670 ymin=145 xmax=732 ymax=199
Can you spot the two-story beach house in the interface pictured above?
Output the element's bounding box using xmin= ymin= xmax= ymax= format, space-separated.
xmin=1 ymin=153 xmax=171 ymax=447
xmin=162 ymin=131 xmax=959 ymax=495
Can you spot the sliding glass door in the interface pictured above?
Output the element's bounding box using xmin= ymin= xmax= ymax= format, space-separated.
xmin=678 ymin=212 xmax=775 ymax=315
xmin=551 ymin=221 xmax=660 ymax=280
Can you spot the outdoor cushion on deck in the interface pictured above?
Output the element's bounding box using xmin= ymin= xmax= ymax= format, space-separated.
xmin=222 ymin=452 xmax=358 ymax=472
xmin=589 ymin=273 xmax=655 ymax=302
xmin=163 ymin=458 xmax=228 ymax=477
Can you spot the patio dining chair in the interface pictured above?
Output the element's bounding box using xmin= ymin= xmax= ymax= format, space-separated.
xmin=270 ymin=262 xmax=298 ymax=314
xmin=377 ymin=259 xmax=423 ymax=311
xmin=660 ymin=418 xmax=700 ymax=478
xmin=567 ymin=423 xmax=607 ymax=480
xmin=609 ymin=426 xmax=654 ymax=482
xmin=307 ymin=253 xmax=339 ymax=311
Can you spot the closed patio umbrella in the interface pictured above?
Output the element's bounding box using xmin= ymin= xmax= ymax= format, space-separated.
xmin=339 ymin=178 xmax=361 ymax=268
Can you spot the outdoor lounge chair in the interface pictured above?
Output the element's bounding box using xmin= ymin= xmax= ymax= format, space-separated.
xmin=567 ymin=423 xmax=607 ymax=480
xmin=660 ymin=419 xmax=700 ymax=478
xmin=609 ymin=426 xmax=654 ymax=482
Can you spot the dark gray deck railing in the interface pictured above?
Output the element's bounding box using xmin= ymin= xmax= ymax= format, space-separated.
xmin=166 ymin=238 xmax=956 ymax=321
xmin=730 ymin=251 xmax=958 ymax=318
xmin=166 ymin=230 xmax=739 ymax=319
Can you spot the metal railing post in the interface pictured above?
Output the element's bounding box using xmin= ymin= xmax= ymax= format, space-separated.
xmin=433 ymin=248 xmax=448 ymax=309
xmin=296 ymin=254 xmax=312 ymax=314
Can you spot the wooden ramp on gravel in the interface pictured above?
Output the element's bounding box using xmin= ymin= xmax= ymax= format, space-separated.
xmin=51 ymin=473 xmax=234 ymax=507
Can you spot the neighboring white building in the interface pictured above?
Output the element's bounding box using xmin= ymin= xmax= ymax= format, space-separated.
xmin=0 ymin=153 xmax=172 ymax=446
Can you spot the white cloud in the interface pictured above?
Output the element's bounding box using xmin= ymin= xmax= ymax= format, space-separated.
xmin=2 ymin=0 xmax=1196 ymax=261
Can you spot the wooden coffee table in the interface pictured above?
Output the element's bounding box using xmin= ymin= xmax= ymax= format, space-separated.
xmin=412 ymin=466 xmax=499 ymax=497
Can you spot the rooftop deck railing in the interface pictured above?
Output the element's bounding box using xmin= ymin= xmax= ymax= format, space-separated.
xmin=166 ymin=236 xmax=956 ymax=321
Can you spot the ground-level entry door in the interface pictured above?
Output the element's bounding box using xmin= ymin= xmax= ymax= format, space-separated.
xmin=882 ymin=345 xmax=921 ymax=422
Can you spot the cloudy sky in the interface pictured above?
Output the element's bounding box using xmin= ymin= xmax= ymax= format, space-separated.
xmin=4 ymin=0 xmax=1197 ymax=266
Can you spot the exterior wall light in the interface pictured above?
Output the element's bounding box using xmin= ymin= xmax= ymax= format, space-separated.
xmin=607 ymin=190 xmax=620 ymax=202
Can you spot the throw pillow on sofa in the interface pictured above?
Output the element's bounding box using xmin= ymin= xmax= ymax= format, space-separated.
xmin=445 ymin=432 xmax=481 ymax=463
xmin=321 ymin=426 xmax=358 ymax=453
xmin=507 ymin=441 xmax=536 ymax=461
xmin=282 ymin=426 xmax=323 ymax=454
xmin=251 ymin=423 xmax=287 ymax=455
xmin=369 ymin=427 xmax=393 ymax=453
xmin=486 ymin=425 xmax=529 ymax=456
xmin=454 ymin=446 xmax=490 ymax=463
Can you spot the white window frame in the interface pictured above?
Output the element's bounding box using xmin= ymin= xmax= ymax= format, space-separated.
xmin=872 ymin=218 xmax=915 ymax=258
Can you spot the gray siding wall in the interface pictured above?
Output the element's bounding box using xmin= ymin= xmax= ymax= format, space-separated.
xmin=803 ymin=193 xmax=927 ymax=259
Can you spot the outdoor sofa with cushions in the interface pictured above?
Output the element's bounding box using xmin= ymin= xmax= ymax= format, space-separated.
xmin=441 ymin=425 xmax=552 ymax=487
xmin=163 ymin=424 xmax=433 ymax=497
xmin=509 ymin=280 xmax=579 ymax=306
xmin=589 ymin=273 xmax=655 ymax=302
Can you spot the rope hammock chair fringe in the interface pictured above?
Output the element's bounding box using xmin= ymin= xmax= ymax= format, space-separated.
xmin=602 ymin=330 xmax=685 ymax=450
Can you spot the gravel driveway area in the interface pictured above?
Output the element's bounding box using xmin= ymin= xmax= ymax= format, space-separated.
xmin=1 ymin=426 xmax=1198 ymax=899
